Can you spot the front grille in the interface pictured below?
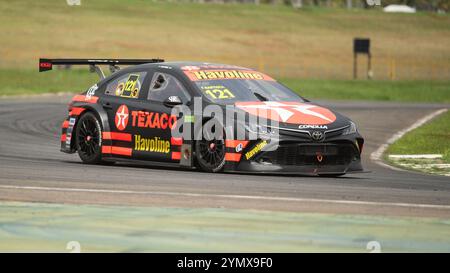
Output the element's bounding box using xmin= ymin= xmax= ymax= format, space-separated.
xmin=256 ymin=143 xmax=357 ymax=166
xmin=278 ymin=126 xmax=348 ymax=141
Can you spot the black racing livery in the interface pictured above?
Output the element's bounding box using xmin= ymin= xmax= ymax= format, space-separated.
xmin=40 ymin=58 xmax=364 ymax=176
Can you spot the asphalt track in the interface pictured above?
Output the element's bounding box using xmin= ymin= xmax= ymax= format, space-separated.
xmin=0 ymin=95 xmax=449 ymax=217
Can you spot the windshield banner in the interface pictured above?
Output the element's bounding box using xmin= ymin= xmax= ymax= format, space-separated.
xmin=184 ymin=70 xmax=275 ymax=82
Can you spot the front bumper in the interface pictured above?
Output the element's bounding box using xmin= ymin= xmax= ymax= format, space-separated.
xmin=223 ymin=134 xmax=364 ymax=175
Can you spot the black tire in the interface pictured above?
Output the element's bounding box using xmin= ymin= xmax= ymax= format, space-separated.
xmin=194 ymin=121 xmax=226 ymax=173
xmin=75 ymin=112 xmax=103 ymax=164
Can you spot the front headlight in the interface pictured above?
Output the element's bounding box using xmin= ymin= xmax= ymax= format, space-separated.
xmin=342 ymin=121 xmax=357 ymax=135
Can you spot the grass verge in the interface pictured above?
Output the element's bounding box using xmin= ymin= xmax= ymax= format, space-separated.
xmin=2 ymin=69 xmax=450 ymax=103
xmin=1 ymin=1 xmax=449 ymax=80
xmin=282 ymin=78 xmax=450 ymax=103
xmin=0 ymin=69 xmax=98 ymax=96
xmin=386 ymin=110 xmax=450 ymax=175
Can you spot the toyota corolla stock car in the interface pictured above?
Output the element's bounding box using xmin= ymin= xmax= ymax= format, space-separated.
xmin=39 ymin=58 xmax=364 ymax=176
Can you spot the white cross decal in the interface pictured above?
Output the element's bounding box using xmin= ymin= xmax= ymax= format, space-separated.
xmin=238 ymin=102 xmax=333 ymax=123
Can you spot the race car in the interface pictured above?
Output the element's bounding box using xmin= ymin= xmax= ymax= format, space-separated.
xmin=39 ymin=58 xmax=364 ymax=176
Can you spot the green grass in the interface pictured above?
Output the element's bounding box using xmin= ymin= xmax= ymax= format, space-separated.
xmin=1 ymin=1 xmax=449 ymax=98
xmin=283 ymin=79 xmax=450 ymax=103
xmin=2 ymin=69 xmax=450 ymax=103
xmin=0 ymin=0 xmax=449 ymax=80
xmin=386 ymin=110 xmax=450 ymax=163
xmin=0 ymin=69 xmax=98 ymax=96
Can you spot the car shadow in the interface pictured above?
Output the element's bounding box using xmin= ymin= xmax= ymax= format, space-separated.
xmin=62 ymin=159 xmax=367 ymax=180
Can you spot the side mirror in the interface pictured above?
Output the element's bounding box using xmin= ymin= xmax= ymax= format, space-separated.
xmin=163 ymin=96 xmax=183 ymax=107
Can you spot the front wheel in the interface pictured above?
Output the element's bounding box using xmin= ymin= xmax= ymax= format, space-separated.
xmin=75 ymin=112 xmax=103 ymax=164
xmin=195 ymin=138 xmax=226 ymax=172
xmin=194 ymin=122 xmax=226 ymax=173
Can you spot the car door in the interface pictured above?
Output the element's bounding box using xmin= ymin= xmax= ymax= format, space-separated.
xmin=101 ymin=69 xmax=151 ymax=159
xmin=135 ymin=71 xmax=191 ymax=162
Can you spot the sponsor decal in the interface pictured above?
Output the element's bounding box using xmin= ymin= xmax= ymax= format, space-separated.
xmin=71 ymin=94 xmax=98 ymax=104
xmin=167 ymin=96 xmax=181 ymax=103
xmin=316 ymin=152 xmax=324 ymax=163
xmin=134 ymin=135 xmax=170 ymax=154
xmin=115 ymin=105 xmax=177 ymax=131
xmin=115 ymin=105 xmax=129 ymax=131
xmin=298 ymin=125 xmax=328 ymax=130
xmin=236 ymin=143 xmax=243 ymax=153
xmin=236 ymin=101 xmax=336 ymax=125
xmin=184 ymin=70 xmax=274 ymax=82
xmin=201 ymin=85 xmax=235 ymax=100
xmin=115 ymin=74 xmax=140 ymax=98
xmin=86 ymin=84 xmax=98 ymax=100
xmin=184 ymin=115 xmax=195 ymax=123
xmin=39 ymin=62 xmax=52 ymax=69
xmin=63 ymin=117 xmax=77 ymax=147
xmin=245 ymin=140 xmax=268 ymax=160
xmin=181 ymin=66 xmax=200 ymax=71
xmin=131 ymin=111 xmax=177 ymax=130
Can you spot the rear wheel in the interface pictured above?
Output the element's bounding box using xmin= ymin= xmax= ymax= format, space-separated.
xmin=195 ymin=122 xmax=226 ymax=173
xmin=75 ymin=112 xmax=103 ymax=164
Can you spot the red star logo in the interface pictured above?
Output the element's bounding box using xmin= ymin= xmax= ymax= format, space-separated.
xmin=115 ymin=105 xmax=129 ymax=131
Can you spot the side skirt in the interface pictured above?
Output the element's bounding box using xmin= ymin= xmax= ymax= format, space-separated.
xmin=103 ymin=157 xmax=196 ymax=170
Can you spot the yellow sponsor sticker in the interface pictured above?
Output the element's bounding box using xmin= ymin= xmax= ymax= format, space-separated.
xmin=245 ymin=140 xmax=268 ymax=160
xmin=119 ymin=74 xmax=140 ymax=98
xmin=184 ymin=70 xmax=274 ymax=82
xmin=134 ymin=135 xmax=170 ymax=154
xmin=201 ymin=85 xmax=235 ymax=100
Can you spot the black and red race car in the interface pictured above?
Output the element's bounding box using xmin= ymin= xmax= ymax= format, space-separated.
xmin=40 ymin=58 xmax=364 ymax=176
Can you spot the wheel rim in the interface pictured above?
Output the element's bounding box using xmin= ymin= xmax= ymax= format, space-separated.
xmin=198 ymin=138 xmax=225 ymax=169
xmin=77 ymin=118 xmax=100 ymax=158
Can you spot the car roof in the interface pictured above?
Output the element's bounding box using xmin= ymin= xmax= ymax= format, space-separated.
xmin=99 ymin=61 xmax=262 ymax=85
xmin=132 ymin=61 xmax=254 ymax=72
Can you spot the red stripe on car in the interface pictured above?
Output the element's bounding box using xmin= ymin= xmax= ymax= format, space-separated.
xmin=69 ymin=107 xmax=85 ymax=116
xmin=225 ymin=153 xmax=241 ymax=162
xmin=171 ymin=152 xmax=181 ymax=160
xmin=101 ymin=146 xmax=132 ymax=156
xmin=102 ymin=132 xmax=132 ymax=142
xmin=225 ymin=140 xmax=249 ymax=149
xmin=170 ymin=137 xmax=183 ymax=146
xmin=71 ymin=95 xmax=99 ymax=104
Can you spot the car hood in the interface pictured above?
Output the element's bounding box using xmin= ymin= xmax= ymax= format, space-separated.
xmin=233 ymin=101 xmax=351 ymax=131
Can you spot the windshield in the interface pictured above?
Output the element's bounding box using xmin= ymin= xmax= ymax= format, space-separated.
xmin=193 ymin=79 xmax=304 ymax=105
xmin=183 ymin=69 xmax=304 ymax=104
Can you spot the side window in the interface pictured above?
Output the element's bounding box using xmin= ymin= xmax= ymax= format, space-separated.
xmin=105 ymin=71 xmax=147 ymax=99
xmin=148 ymin=72 xmax=189 ymax=102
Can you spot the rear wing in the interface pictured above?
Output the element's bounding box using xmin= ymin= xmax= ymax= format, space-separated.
xmin=39 ymin=58 xmax=164 ymax=79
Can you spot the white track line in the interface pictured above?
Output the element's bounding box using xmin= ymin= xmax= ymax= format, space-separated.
xmin=388 ymin=154 xmax=443 ymax=159
xmin=370 ymin=108 xmax=448 ymax=171
xmin=1 ymin=184 xmax=450 ymax=210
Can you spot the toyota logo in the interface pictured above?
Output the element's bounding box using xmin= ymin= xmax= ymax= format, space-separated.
xmin=311 ymin=131 xmax=325 ymax=141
